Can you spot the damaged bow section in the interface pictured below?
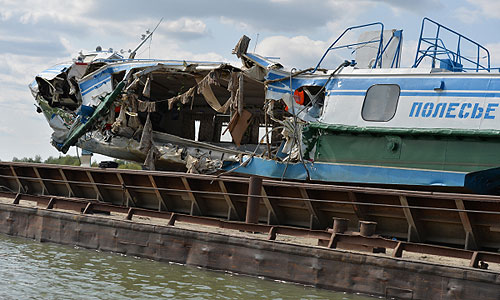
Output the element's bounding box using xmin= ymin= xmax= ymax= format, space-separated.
xmin=29 ymin=43 xmax=291 ymax=172
xmin=28 ymin=29 xmax=356 ymax=177
xmin=28 ymin=22 xmax=403 ymax=181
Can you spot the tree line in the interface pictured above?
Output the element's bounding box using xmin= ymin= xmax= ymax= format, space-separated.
xmin=10 ymin=155 xmax=142 ymax=170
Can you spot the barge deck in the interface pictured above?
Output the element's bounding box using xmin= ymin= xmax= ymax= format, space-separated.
xmin=1 ymin=161 xmax=500 ymax=250
xmin=0 ymin=193 xmax=499 ymax=299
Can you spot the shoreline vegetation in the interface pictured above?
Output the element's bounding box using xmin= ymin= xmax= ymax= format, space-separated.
xmin=8 ymin=155 xmax=142 ymax=170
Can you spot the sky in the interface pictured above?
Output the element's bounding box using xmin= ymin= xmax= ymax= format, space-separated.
xmin=1 ymin=0 xmax=500 ymax=161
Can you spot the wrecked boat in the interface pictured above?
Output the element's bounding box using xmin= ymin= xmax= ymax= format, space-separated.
xmin=226 ymin=18 xmax=500 ymax=194
xmin=29 ymin=28 xmax=273 ymax=173
xmin=30 ymin=18 xmax=500 ymax=194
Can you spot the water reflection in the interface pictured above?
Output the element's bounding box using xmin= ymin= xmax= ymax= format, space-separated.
xmin=0 ymin=234 xmax=375 ymax=300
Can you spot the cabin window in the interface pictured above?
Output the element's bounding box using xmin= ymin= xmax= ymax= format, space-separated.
xmin=362 ymin=84 xmax=400 ymax=122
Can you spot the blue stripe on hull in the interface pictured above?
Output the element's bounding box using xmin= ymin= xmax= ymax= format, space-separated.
xmin=268 ymin=83 xmax=500 ymax=98
xmin=328 ymin=91 xmax=500 ymax=98
xmin=79 ymin=62 xmax=164 ymax=94
xmin=222 ymin=157 xmax=467 ymax=188
xmin=266 ymin=71 xmax=500 ymax=97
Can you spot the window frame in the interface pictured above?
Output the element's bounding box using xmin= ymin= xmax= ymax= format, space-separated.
xmin=361 ymin=84 xmax=401 ymax=122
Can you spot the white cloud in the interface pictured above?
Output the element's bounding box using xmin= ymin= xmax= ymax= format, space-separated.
xmin=455 ymin=6 xmax=481 ymax=24
xmin=400 ymin=39 xmax=419 ymax=68
xmin=139 ymin=33 xmax=228 ymax=62
xmin=484 ymin=42 xmax=500 ymax=67
xmin=59 ymin=36 xmax=76 ymax=55
xmin=255 ymin=35 xmax=328 ymax=69
xmin=379 ymin=0 xmax=443 ymax=12
xmin=219 ymin=16 xmax=250 ymax=31
xmin=0 ymin=1 xmax=90 ymax=25
xmin=0 ymin=53 xmax=67 ymax=87
xmin=164 ymin=18 xmax=207 ymax=34
xmin=0 ymin=125 xmax=13 ymax=135
xmin=455 ymin=0 xmax=500 ymax=23
xmin=467 ymin=0 xmax=500 ymax=19
xmin=0 ymin=9 xmax=12 ymax=21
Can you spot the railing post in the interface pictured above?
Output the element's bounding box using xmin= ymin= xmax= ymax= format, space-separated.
xmin=359 ymin=221 xmax=377 ymax=236
xmin=332 ymin=217 xmax=349 ymax=233
xmin=246 ymin=176 xmax=262 ymax=224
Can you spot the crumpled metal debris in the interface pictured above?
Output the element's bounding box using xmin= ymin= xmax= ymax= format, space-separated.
xmin=232 ymin=35 xmax=250 ymax=58
xmin=33 ymin=47 xmax=271 ymax=173
xmin=227 ymin=72 xmax=243 ymax=115
xmin=185 ymin=153 xmax=223 ymax=174
xmin=280 ymin=117 xmax=305 ymax=161
xmin=138 ymin=100 xmax=156 ymax=112
xmin=49 ymin=114 xmax=70 ymax=144
xmin=168 ymin=86 xmax=196 ymax=110
xmin=139 ymin=112 xmax=153 ymax=153
xmin=142 ymin=74 xmax=152 ymax=98
xmin=138 ymin=112 xmax=160 ymax=169
xmin=226 ymin=109 xmax=252 ymax=146
xmin=167 ymin=69 xmax=229 ymax=113
xmin=144 ymin=144 xmax=160 ymax=170
xmin=126 ymin=94 xmax=142 ymax=131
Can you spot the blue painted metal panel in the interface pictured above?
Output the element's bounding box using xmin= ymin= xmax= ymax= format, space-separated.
xmin=267 ymin=70 xmax=500 ymax=94
xmin=81 ymin=77 xmax=112 ymax=96
xmin=329 ymin=76 xmax=500 ymax=92
xmin=35 ymin=63 xmax=72 ymax=80
xmin=222 ymin=157 xmax=310 ymax=181
xmin=78 ymin=60 xmax=222 ymax=96
xmin=465 ymin=167 xmax=500 ymax=194
xmin=222 ymin=157 xmax=467 ymax=188
xmin=327 ymin=91 xmax=500 ymax=98
xmin=244 ymin=53 xmax=277 ymax=68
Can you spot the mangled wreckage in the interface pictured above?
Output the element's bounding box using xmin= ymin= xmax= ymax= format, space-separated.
xmin=29 ymin=35 xmax=283 ymax=173
xmin=31 ymin=18 xmax=500 ymax=193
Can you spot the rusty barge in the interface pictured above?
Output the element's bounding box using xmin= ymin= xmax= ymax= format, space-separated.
xmin=1 ymin=161 xmax=500 ymax=299
xmin=9 ymin=17 xmax=500 ymax=299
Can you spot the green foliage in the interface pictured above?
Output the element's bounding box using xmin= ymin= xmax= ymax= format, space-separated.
xmin=114 ymin=159 xmax=142 ymax=170
xmin=44 ymin=155 xmax=81 ymax=166
xmin=10 ymin=155 xmax=142 ymax=170
xmin=12 ymin=155 xmax=42 ymax=163
xmin=11 ymin=155 xmax=79 ymax=166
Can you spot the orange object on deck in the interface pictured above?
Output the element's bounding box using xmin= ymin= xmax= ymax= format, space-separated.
xmin=294 ymin=89 xmax=305 ymax=105
xmin=285 ymin=89 xmax=305 ymax=111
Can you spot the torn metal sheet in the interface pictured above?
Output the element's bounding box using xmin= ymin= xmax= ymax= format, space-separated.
xmin=227 ymin=109 xmax=252 ymax=146
xmin=30 ymin=27 xmax=271 ymax=172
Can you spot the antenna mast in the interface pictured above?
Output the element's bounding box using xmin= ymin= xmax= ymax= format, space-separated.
xmin=129 ymin=18 xmax=163 ymax=59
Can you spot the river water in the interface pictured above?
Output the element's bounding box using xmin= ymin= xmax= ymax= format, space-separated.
xmin=0 ymin=234 xmax=376 ymax=300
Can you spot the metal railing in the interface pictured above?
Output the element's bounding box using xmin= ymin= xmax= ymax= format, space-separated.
xmin=413 ymin=17 xmax=491 ymax=72
xmin=314 ymin=22 xmax=385 ymax=72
